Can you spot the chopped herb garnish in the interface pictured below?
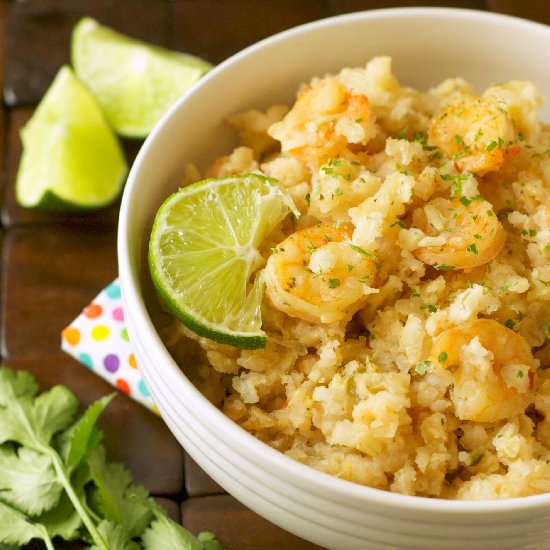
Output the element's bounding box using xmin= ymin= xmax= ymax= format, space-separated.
xmin=415 ymin=360 xmax=431 ymax=375
xmin=396 ymin=127 xmax=408 ymax=139
xmin=391 ymin=219 xmax=406 ymax=228
xmin=413 ymin=131 xmax=428 ymax=145
xmin=433 ymin=263 xmax=456 ymax=271
xmin=438 ymin=351 xmax=448 ymax=363
xmin=328 ymin=278 xmax=341 ymax=289
xmin=544 ymin=320 xmax=550 ymax=339
xmin=270 ymin=247 xmax=279 ymax=254
xmin=441 ymin=172 xmax=471 ymax=197
xmin=428 ymin=304 xmax=437 ymax=313
xmin=347 ymin=243 xmax=377 ymax=259
xmin=459 ymin=196 xmax=472 ymax=207
xmin=516 ymin=370 xmax=524 ymax=379
xmin=305 ymin=192 xmax=311 ymax=206
xmin=335 ymin=188 xmax=344 ymax=196
xmin=505 ymin=319 xmax=516 ymax=330
xmin=454 ymin=134 xmax=467 ymax=148
xmin=467 ymin=243 xmax=479 ymax=255
xmin=486 ymin=140 xmax=498 ymax=152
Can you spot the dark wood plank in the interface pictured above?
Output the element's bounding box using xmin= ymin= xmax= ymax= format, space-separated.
xmin=331 ymin=0 xmax=487 ymax=12
xmin=156 ymin=497 xmax=181 ymax=523
xmin=181 ymin=494 xmax=323 ymax=550
xmin=172 ymin=0 xmax=331 ymax=64
xmin=184 ymin=453 xmax=225 ymax=497
xmin=487 ymin=0 xmax=550 ymax=25
xmin=5 ymin=0 xmax=173 ymax=107
xmin=1 ymin=224 xmax=118 ymax=358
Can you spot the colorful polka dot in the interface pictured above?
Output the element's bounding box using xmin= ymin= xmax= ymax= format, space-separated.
xmin=103 ymin=354 xmax=120 ymax=373
xmin=79 ymin=353 xmax=93 ymax=369
xmin=62 ymin=327 xmax=81 ymax=346
xmin=61 ymin=278 xmax=156 ymax=412
xmin=112 ymin=307 xmax=124 ymax=322
xmin=105 ymin=281 xmax=121 ymax=299
xmin=91 ymin=325 xmax=110 ymax=341
xmin=84 ymin=303 xmax=103 ymax=319
xmin=116 ymin=378 xmax=130 ymax=394
xmin=138 ymin=379 xmax=150 ymax=397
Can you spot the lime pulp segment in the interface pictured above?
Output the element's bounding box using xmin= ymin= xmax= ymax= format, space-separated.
xmin=71 ymin=17 xmax=213 ymax=138
xmin=16 ymin=65 xmax=127 ymax=211
xmin=149 ymin=174 xmax=296 ymax=349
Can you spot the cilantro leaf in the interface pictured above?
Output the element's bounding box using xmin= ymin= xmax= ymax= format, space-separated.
xmin=87 ymin=446 xmax=153 ymax=540
xmin=0 ymin=500 xmax=54 ymax=549
xmin=36 ymin=490 xmax=83 ymax=541
xmin=0 ymin=367 xmax=78 ymax=449
xmin=62 ymin=393 xmax=115 ymax=471
xmin=0 ymin=445 xmax=62 ymax=515
xmin=142 ymin=511 xmax=223 ymax=550
xmin=89 ymin=520 xmax=139 ymax=550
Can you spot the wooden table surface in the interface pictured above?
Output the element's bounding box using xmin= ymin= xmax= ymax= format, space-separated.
xmin=1 ymin=1 xmax=548 ymax=549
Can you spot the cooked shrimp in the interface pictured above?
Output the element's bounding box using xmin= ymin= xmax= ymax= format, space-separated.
xmin=431 ymin=319 xmax=535 ymax=422
xmin=412 ymin=196 xmax=506 ymax=270
xmin=268 ymin=77 xmax=376 ymax=169
xmin=428 ymin=96 xmax=518 ymax=176
xmin=264 ymin=223 xmax=377 ymax=324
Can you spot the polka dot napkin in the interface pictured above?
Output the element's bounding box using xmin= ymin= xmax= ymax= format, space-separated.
xmin=61 ymin=279 xmax=156 ymax=412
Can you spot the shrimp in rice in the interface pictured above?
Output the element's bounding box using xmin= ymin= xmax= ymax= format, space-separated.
xmin=163 ymin=56 xmax=550 ymax=500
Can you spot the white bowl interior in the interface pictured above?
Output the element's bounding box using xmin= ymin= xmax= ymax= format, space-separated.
xmin=118 ymin=8 xmax=550 ymax=549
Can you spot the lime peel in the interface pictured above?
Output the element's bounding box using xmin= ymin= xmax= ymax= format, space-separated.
xmin=16 ymin=65 xmax=127 ymax=211
xmin=148 ymin=174 xmax=296 ymax=349
xmin=72 ymin=17 xmax=213 ymax=138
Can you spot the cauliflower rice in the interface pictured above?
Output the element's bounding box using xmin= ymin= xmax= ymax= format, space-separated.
xmin=162 ymin=57 xmax=550 ymax=499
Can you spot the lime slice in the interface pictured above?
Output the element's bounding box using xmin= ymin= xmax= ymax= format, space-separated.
xmin=16 ymin=66 xmax=127 ymax=211
xmin=148 ymin=174 xmax=296 ymax=349
xmin=72 ymin=17 xmax=213 ymax=138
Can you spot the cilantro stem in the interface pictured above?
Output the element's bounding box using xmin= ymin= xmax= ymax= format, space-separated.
xmin=41 ymin=530 xmax=55 ymax=550
xmin=46 ymin=447 xmax=109 ymax=550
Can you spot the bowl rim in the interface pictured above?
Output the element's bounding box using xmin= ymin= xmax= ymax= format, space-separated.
xmin=118 ymin=5 xmax=550 ymax=515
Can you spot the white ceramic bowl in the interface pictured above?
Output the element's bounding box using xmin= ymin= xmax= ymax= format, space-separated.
xmin=118 ymin=8 xmax=550 ymax=549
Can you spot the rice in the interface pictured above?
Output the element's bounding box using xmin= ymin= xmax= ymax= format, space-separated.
xmin=163 ymin=56 xmax=550 ymax=499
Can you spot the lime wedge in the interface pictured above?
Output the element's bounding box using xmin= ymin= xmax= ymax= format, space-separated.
xmin=148 ymin=174 xmax=296 ymax=349
xmin=71 ymin=17 xmax=213 ymax=138
xmin=16 ymin=66 xmax=127 ymax=211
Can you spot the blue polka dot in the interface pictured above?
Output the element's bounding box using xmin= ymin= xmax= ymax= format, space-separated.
xmin=105 ymin=281 xmax=121 ymax=300
xmin=79 ymin=353 xmax=93 ymax=369
xmin=138 ymin=379 xmax=150 ymax=397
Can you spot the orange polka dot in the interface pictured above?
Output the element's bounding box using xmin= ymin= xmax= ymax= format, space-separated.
xmin=84 ymin=303 xmax=103 ymax=319
xmin=91 ymin=325 xmax=110 ymax=341
xmin=128 ymin=353 xmax=137 ymax=369
xmin=116 ymin=378 xmax=130 ymax=394
xmin=62 ymin=327 xmax=81 ymax=346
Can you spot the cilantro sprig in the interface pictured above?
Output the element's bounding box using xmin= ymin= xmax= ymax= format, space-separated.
xmin=0 ymin=366 xmax=221 ymax=549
